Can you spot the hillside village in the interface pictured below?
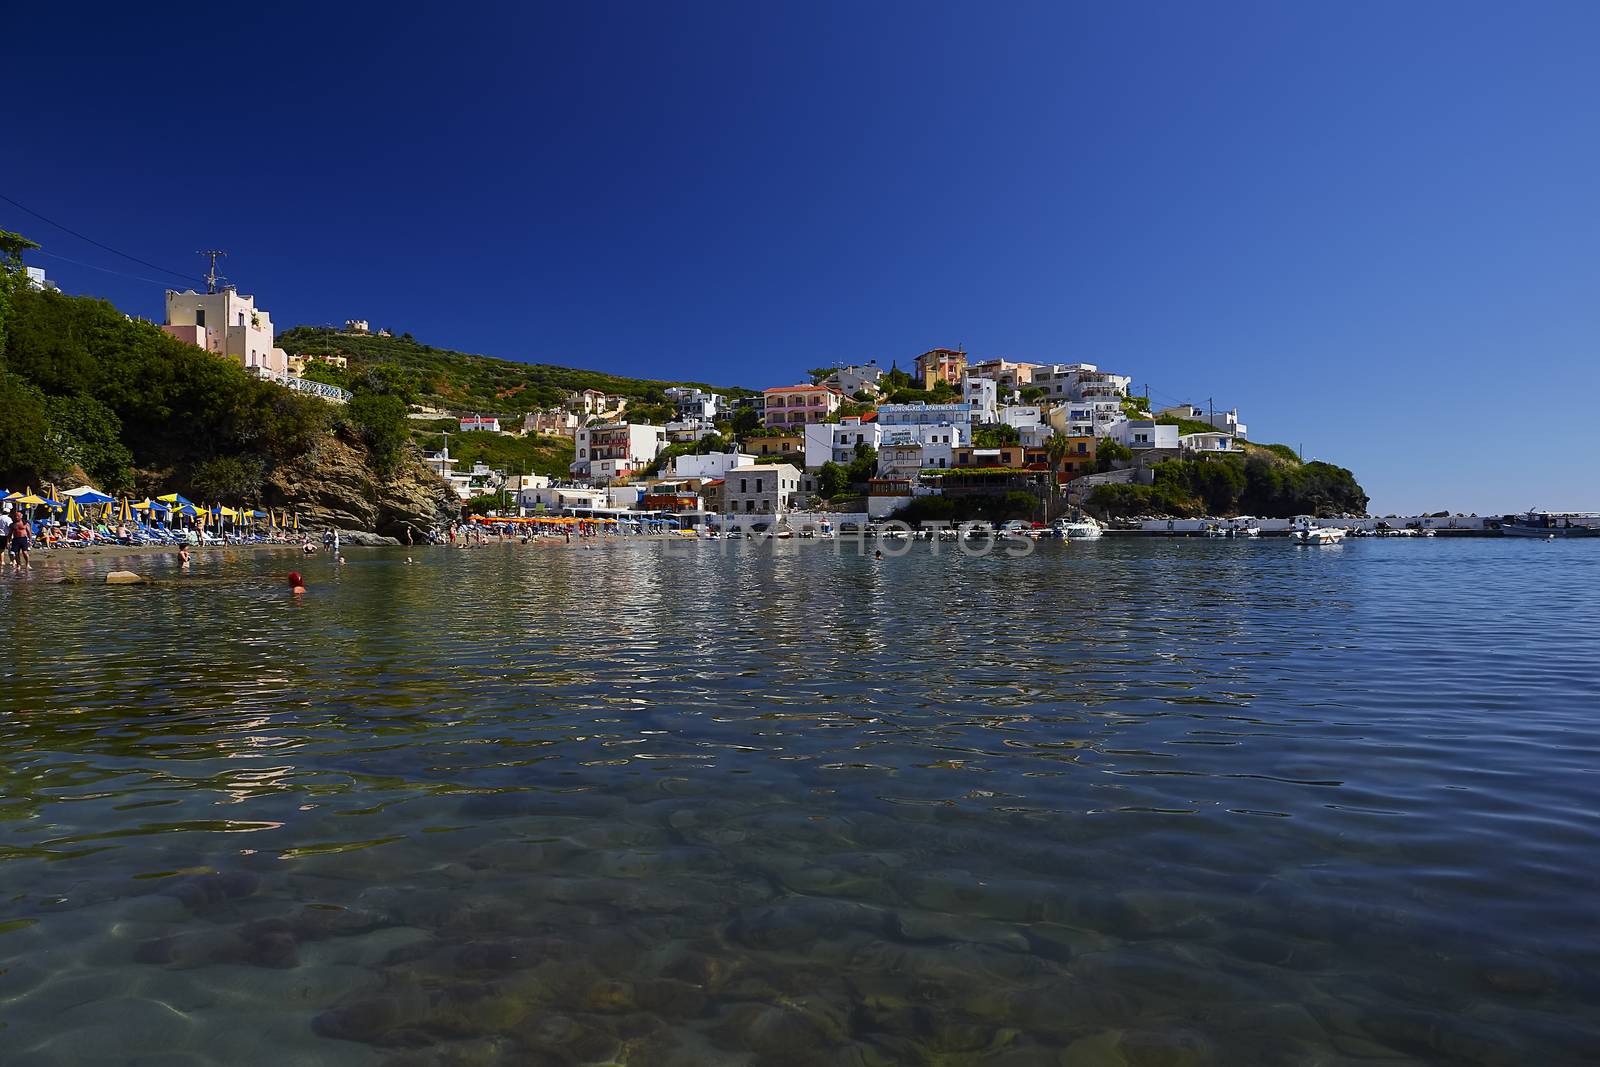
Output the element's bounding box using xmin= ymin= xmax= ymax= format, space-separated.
xmin=274 ymin=312 xmax=1364 ymax=525
xmin=0 ymin=245 xmax=1363 ymax=532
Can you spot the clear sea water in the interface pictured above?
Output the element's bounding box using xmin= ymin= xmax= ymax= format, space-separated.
xmin=2 ymin=536 xmax=1598 ymax=1066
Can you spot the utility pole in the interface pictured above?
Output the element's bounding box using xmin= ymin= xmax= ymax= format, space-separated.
xmin=1209 ymin=396 xmax=1214 ymax=427
xmin=197 ymin=250 xmax=227 ymax=294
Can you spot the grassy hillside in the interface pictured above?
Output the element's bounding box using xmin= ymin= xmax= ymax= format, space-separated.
xmin=278 ymin=327 xmax=755 ymax=417
xmin=410 ymin=424 xmax=575 ymax=479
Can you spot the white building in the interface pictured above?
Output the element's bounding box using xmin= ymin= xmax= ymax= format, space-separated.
xmin=805 ymin=418 xmax=884 ymax=468
xmin=1031 ymin=363 xmax=1132 ymax=403
xmin=1049 ymin=398 xmax=1125 ymax=438
xmin=875 ymin=440 xmax=954 ymax=476
xmin=572 ymin=421 xmax=665 ymax=481
xmin=877 ymin=402 xmax=973 ymax=427
xmin=519 ymin=484 xmax=609 ymax=513
xmin=963 ymin=378 xmax=998 ymax=424
xmin=827 ymin=363 xmax=884 ymax=396
xmin=344 ymin=319 xmax=370 ymax=334
xmin=1109 ymin=420 xmax=1179 ymax=450
xmin=1159 ymin=404 xmax=1248 ymax=439
xmin=1179 ymin=431 xmax=1238 ymax=454
xmin=664 ymin=387 xmax=726 ymax=428
xmin=162 ymin=288 xmax=288 ymax=376
xmin=671 ymin=451 xmax=756 ymax=480
xmin=24 ymin=266 xmax=58 ymax=292
xmin=723 ymin=463 xmax=803 ymax=516
xmin=997 ymin=404 xmax=1042 ymax=430
xmin=460 ymin=415 xmax=501 ymax=433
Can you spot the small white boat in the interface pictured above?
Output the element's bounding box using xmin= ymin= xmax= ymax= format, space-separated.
xmin=1052 ymin=517 xmax=1105 ymax=540
xmin=1290 ymin=516 xmax=1346 ymax=545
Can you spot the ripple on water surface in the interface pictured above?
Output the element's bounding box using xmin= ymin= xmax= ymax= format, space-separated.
xmin=2 ymin=538 xmax=1599 ymax=1064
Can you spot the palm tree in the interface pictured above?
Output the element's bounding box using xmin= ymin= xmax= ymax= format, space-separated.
xmin=1046 ymin=430 xmax=1072 ymax=472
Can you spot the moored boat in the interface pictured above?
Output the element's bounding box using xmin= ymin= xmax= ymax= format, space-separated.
xmin=1290 ymin=516 xmax=1346 ymax=545
xmin=1501 ymin=511 xmax=1600 ymax=538
xmin=1052 ymin=516 xmax=1105 ymax=540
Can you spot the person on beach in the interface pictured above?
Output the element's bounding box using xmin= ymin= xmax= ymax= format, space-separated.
xmin=0 ymin=508 xmax=12 ymax=572
xmin=10 ymin=515 xmax=33 ymax=571
xmin=404 ymin=525 xmax=413 ymax=546
xmin=288 ymin=571 xmax=306 ymax=595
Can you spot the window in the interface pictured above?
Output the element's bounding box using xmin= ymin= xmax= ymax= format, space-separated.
xmin=755 ymin=479 xmax=764 ymax=493
xmin=740 ymin=479 xmax=748 ymax=493
xmin=238 ymin=311 xmax=245 ymax=326
xmin=194 ymin=308 xmax=206 ymax=327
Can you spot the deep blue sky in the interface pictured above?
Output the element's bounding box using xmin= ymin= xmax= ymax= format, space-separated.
xmin=6 ymin=2 xmax=1597 ymax=513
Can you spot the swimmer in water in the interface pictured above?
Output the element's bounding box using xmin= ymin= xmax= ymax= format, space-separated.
xmin=178 ymin=545 xmax=190 ymax=568
xmin=288 ymin=571 xmax=306 ymax=595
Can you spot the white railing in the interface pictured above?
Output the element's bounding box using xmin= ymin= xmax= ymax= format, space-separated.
xmin=251 ymin=367 xmax=351 ymax=403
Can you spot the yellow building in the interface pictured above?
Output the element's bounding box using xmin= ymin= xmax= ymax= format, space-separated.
xmin=914 ymin=347 xmax=967 ymax=390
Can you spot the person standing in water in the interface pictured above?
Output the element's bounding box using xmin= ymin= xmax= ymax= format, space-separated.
xmin=288 ymin=571 xmax=306 ymax=595
xmin=10 ymin=514 xmax=33 ymax=572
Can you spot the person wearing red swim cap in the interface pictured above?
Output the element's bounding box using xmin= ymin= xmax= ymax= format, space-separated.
xmin=288 ymin=571 xmax=306 ymax=594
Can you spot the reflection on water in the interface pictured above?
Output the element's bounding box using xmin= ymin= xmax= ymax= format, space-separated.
xmin=2 ymin=539 xmax=1599 ymax=1064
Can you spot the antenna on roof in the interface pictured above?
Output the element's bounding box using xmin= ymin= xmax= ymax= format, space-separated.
xmin=197 ymin=250 xmax=227 ymax=294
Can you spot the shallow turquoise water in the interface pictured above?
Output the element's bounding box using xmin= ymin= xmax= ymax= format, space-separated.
xmin=2 ymin=537 xmax=1598 ymax=1065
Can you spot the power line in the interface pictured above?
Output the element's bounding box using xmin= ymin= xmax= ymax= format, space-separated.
xmin=0 ymin=191 xmax=204 ymax=285
xmin=34 ymin=249 xmax=185 ymax=288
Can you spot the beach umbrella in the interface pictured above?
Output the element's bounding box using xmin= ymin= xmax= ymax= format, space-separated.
xmin=64 ymin=497 xmax=82 ymax=524
xmin=157 ymin=493 xmax=195 ymax=508
xmin=66 ymin=487 xmax=117 ymax=505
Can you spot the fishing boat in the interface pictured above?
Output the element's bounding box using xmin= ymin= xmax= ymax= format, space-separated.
xmin=1501 ymin=511 xmax=1600 ymax=538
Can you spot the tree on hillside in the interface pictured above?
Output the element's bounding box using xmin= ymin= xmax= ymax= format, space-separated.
xmin=847 ymin=442 xmax=878 ymax=484
xmin=0 ymin=228 xmax=42 ymax=362
xmin=344 ymin=393 xmax=411 ymax=474
xmin=973 ymin=424 xmax=1020 ymax=447
xmin=190 ymin=454 xmax=266 ymax=503
xmin=1095 ymin=438 xmax=1133 ymax=473
xmin=0 ymin=371 xmax=56 ymax=484
xmin=45 ymin=394 xmax=134 ymax=492
xmin=807 ymin=367 xmax=833 ymax=385
xmin=816 ymin=461 xmax=849 ymax=498
xmin=731 ymin=405 xmax=761 ymax=436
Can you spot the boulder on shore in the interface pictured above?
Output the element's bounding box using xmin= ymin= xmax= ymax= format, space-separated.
xmin=336 ymin=530 xmax=401 ymax=547
xmin=105 ymin=571 xmax=144 ymax=585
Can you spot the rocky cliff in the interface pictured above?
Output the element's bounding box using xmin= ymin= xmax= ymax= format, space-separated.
xmin=266 ymin=436 xmax=456 ymax=537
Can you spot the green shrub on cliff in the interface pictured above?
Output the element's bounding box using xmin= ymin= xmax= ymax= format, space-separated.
xmin=1088 ymin=453 xmax=1366 ymax=518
